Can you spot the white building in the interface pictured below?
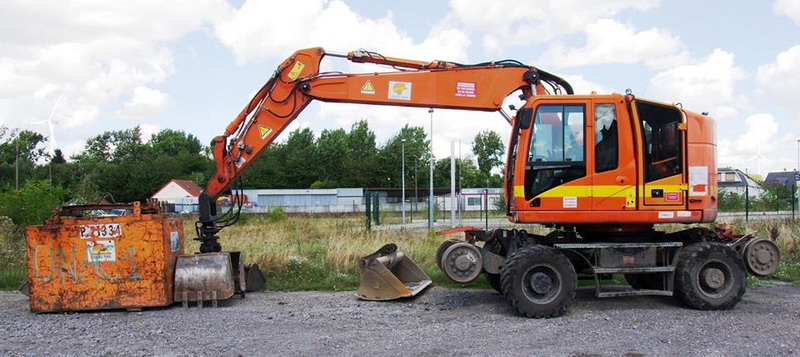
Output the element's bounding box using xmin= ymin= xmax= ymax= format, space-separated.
xmin=718 ymin=167 xmax=763 ymax=197
xmin=151 ymin=179 xmax=202 ymax=212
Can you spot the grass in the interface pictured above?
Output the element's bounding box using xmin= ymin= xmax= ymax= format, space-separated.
xmin=2 ymin=213 xmax=800 ymax=292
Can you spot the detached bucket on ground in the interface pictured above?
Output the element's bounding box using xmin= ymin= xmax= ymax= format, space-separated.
xmin=356 ymin=243 xmax=432 ymax=301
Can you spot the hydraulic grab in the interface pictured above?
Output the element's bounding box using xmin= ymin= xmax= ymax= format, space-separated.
xmin=189 ymin=47 xmax=779 ymax=316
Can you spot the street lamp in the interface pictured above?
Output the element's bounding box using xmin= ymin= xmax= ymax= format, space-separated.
xmin=428 ymin=108 xmax=434 ymax=228
xmin=401 ymin=138 xmax=406 ymax=225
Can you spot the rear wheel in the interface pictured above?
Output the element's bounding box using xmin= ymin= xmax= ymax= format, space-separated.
xmin=674 ymin=242 xmax=746 ymax=310
xmin=500 ymin=245 xmax=576 ymax=318
xmin=436 ymin=240 xmax=459 ymax=270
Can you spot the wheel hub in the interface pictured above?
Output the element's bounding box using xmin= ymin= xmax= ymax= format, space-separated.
xmin=744 ymin=238 xmax=781 ymax=276
xmin=530 ymin=272 xmax=553 ymax=294
xmin=701 ymin=268 xmax=725 ymax=289
xmin=454 ymin=254 xmax=476 ymax=271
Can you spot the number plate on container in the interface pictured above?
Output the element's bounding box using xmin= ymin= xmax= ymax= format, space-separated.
xmin=79 ymin=224 xmax=122 ymax=239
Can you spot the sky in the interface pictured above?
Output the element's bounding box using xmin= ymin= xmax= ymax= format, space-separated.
xmin=2 ymin=0 xmax=800 ymax=177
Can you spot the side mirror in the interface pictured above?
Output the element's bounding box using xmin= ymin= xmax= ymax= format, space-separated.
xmin=517 ymin=108 xmax=533 ymax=129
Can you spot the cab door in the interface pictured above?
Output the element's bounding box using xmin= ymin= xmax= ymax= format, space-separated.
xmin=634 ymin=100 xmax=687 ymax=209
xmin=590 ymin=99 xmax=638 ymax=210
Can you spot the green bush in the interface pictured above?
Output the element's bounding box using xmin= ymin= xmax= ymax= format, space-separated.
xmin=0 ymin=180 xmax=66 ymax=228
xmin=268 ymin=206 xmax=288 ymax=222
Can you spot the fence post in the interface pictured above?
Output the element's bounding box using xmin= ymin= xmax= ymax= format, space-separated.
xmin=365 ymin=190 xmax=371 ymax=230
xmin=484 ymin=189 xmax=489 ymax=230
xmin=373 ymin=194 xmax=380 ymax=226
xmin=745 ymin=184 xmax=749 ymax=222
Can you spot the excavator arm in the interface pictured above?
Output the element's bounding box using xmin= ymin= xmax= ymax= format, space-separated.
xmin=196 ymin=47 xmax=573 ymax=252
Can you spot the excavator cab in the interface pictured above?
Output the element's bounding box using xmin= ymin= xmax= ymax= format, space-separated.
xmin=507 ymin=94 xmax=712 ymax=226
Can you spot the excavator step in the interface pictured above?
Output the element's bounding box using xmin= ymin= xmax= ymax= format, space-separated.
xmin=593 ymin=266 xmax=675 ymax=274
xmin=597 ymin=289 xmax=673 ymax=298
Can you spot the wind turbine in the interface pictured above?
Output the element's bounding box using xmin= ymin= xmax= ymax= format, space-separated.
xmin=32 ymin=91 xmax=65 ymax=158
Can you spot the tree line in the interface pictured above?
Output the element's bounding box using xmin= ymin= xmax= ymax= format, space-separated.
xmin=0 ymin=122 xmax=505 ymax=225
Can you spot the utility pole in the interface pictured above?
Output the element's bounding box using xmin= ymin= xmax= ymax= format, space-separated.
xmin=15 ymin=141 xmax=19 ymax=190
xmin=428 ymin=108 xmax=434 ymax=228
xmin=401 ymin=138 xmax=406 ymax=225
xmin=450 ymin=141 xmax=456 ymax=228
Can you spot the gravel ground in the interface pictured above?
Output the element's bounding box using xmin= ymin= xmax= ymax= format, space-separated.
xmin=1 ymin=284 xmax=799 ymax=356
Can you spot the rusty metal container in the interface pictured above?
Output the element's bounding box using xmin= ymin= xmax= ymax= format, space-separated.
xmin=25 ymin=201 xmax=184 ymax=312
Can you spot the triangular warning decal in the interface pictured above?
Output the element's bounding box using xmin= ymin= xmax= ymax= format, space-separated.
xmin=361 ymin=80 xmax=375 ymax=94
xmin=258 ymin=125 xmax=271 ymax=139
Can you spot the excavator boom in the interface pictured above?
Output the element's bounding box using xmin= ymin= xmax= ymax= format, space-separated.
xmin=197 ymin=47 xmax=573 ymax=252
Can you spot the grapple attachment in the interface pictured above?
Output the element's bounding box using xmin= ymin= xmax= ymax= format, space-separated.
xmin=174 ymin=252 xmax=236 ymax=307
xmin=356 ymin=244 xmax=431 ymax=301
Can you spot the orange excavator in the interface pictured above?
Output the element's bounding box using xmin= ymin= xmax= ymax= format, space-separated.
xmin=192 ymin=47 xmax=780 ymax=317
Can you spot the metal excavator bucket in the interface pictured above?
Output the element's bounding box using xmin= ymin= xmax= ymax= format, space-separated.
xmin=174 ymin=251 xmax=265 ymax=307
xmin=356 ymin=244 xmax=432 ymax=301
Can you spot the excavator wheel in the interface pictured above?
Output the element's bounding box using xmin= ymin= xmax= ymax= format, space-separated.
xmin=674 ymin=242 xmax=746 ymax=310
xmin=482 ymin=238 xmax=506 ymax=294
xmin=500 ymin=245 xmax=576 ymax=318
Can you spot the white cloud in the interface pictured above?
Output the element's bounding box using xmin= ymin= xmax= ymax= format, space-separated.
xmin=117 ymin=86 xmax=171 ymax=119
xmin=538 ymin=19 xmax=688 ymax=70
xmin=214 ymin=0 xmax=482 ymax=161
xmin=774 ymin=0 xmax=800 ymax=23
xmin=139 ymin=123 xmax=162 ymax=142
xmin=756 ymin=44 xmax=800 ymax=112
xmin=560 ymin=74 xmax=614 ymax=95
xmin=448 ymin=0 xmax=659 ymax=51
xmin=215 ymin=0 xmax=471 ymax=65
xmin=0 ymin=0 xmax=229 ymax=131
xmin=648 ymin=49 xmax=746 ymax=118
xmin=718 ymin=113 xmax=797 ymax=175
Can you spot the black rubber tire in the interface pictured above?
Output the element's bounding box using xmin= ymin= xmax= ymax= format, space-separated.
xmin=674 ymin=242 xmax=746 ymax=310
xmin=624 ymin=274 xmax=665 ymax=290
xmin=483 ymin=238 xmax=506 ymax=294
xmin=485 ymin=272 xmax=502 ymax=293
xmin=500 ymin=245 xmax=577 ymax=318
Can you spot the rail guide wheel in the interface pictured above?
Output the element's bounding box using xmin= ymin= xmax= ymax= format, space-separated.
xmin=441 ymin=242 xmax=483 ymax=283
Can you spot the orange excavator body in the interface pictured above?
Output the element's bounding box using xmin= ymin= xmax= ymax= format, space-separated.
xmin=196 ymin=47 xmax=717 ymax=252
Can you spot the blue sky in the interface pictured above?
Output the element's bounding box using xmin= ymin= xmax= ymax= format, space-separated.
xmin=2 ymin=0 xmax=800 ymax=176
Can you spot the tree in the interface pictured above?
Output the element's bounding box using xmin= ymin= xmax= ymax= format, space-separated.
xmin=148 ymin=129 xmax=203 ymax=156
xmin=376 ymin=125 xmax=431 ymax=188
xmin=314 ymin=128 xmax=348 ymax=187
xmin=342 ymin=120 xmax=378 ymax=187
xmin=0 ymin=127 xmax=48 ymax=188
xmin=472 ymin=130 xmax=504 ymax=176
xmin=0 ymin=180 xmax=66 ymax=226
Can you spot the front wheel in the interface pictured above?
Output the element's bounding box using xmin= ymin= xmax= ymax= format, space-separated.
xmin=674 ymin=242 xmax=746 ymax=310
xmin=500 ymin=245 xmax=576 ymax=318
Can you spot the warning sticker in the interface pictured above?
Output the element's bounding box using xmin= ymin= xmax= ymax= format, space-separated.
xmin=658 ymin=211 xmax=675 ymax=219
xmin=689 ymin=166 xmax=709 ymax=196
xmin=455 ymin=82 xmax=476 ymax=98
xmin=79 ymin=223 xmax=122 ymax=239
xmin=361 ymin=80 xmax=375 ymax=94
xmin=563 ymin=196 xmax=577 ymax=208
xmin=87 ymin=240 xmax=116 ymax=262
xmin=388 ymin=81 xmax=412 ymax=100
xmin=665 ymin=192 xmax=680 ymax=201
xmin=287 ymin=61 xmax=305 ymax=81
xmin=258 ymin=125 xmax=271 ymax=139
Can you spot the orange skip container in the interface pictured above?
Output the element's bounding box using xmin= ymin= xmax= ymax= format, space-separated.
xmin=25 ymin=201 xmax=184 ymax=312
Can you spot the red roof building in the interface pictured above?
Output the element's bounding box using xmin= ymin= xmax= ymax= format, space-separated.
xmin=151 ymin=179 xmax=203 ymax=204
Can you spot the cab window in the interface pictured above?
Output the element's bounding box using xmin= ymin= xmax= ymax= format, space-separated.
xmin=594 ymin=104 xmax=618 ymax=173
xmin=636 ymin=101 xmax=683 ymax=182
xmin=525 ymin=104 xmax=586 ymax=199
